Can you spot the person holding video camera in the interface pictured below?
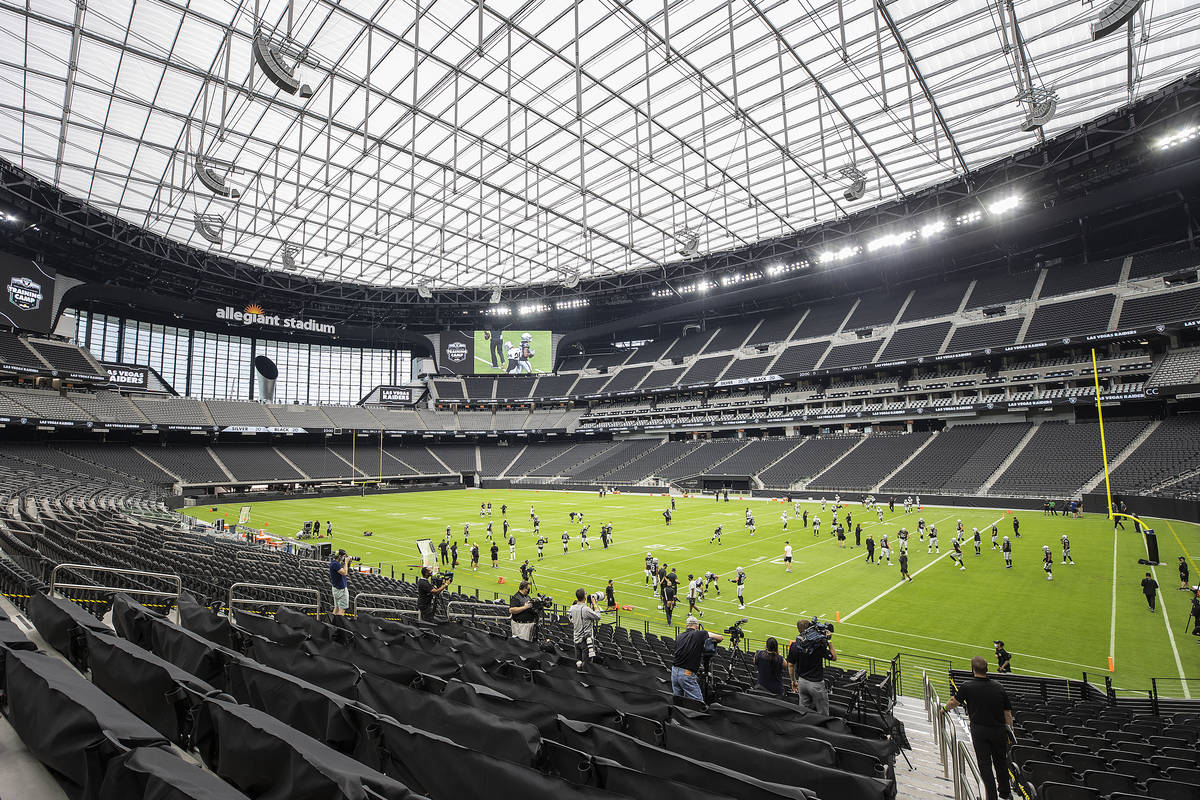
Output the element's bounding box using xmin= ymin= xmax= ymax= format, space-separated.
xmin=329 ymin=549 xmax=350 ymax=617
xmin=568 ymin=588 xmax=603 ymax=669
xmin=417 ymin=565 xmax=449 ymax=623
xmin=787 ymin=617 xmax=837 ymax=715
xmin=672 ymin=616 xmax=723 ymax=702
xmin=509 ymin=580 xmax=538 ymax=641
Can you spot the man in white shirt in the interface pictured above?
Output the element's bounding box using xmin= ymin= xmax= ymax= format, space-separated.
xmin=783 ymin=541 xmax=793 ymax=573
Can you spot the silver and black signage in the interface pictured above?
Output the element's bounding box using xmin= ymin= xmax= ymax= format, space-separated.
xmin=0 ymin=251 xmax=56 ymax=334
xmin=378 ymin=386 xmax=413 ymax=405
xmin=101 ymin=362 xmax=149 ymax=389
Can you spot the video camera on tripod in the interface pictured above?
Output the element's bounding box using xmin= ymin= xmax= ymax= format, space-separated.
xmin=430 ymin=570 xmax=453 ymax=587
xmin=723 ymin=617 xmax=749 ymax=648
xmin=528 ymin=593 xmax=554 ymax=612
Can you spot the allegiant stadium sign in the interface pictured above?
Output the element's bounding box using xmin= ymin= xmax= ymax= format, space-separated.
xmin=216 ymin=304 xmax=336 ymax=335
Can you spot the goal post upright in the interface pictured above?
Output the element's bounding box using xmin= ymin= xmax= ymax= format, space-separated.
xmin=1091 ymin=347 xmax=1115 ymax=520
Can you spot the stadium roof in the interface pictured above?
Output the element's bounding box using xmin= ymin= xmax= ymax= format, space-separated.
xmin=1 ymin=0 xmax=1196 ymax=291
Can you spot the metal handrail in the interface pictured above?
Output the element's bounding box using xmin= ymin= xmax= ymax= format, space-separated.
xmin=923 ymin=671 xmax=986 ymax=800
xmin=446 ymin=600 xmax=510 ymax=620
xmin=352 ymin=593 xmax=418 ymax=617
xmin=227 ymin=582 xmax=321 ymax=614
xmin=49 ymin=563 xmax=182 ymax=601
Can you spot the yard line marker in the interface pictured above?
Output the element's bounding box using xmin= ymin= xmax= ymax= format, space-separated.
xmin=841 ymin=515 xmax=1004 ymax=623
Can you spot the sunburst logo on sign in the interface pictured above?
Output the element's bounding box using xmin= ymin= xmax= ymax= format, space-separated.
xmin=244 ymin=304 xmax=264 ymax=315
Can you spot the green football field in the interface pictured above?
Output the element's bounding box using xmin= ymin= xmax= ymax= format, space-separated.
xmin=182 ymin=489 xmax=1200 ymax=697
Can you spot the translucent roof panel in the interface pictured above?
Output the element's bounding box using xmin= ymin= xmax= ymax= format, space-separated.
xmin=1 ymin=0 xmax=1196 ymax=289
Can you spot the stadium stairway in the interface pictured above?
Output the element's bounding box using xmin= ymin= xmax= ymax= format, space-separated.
xmin=979 ymin=423 xmax=1042 ymax=495
xmin=891 ymin=696 xmax=954 ymax=800
xmin=871 ymin=433 xmax=940 ymax=495
xmin=800 ymin=437 xmax=869 ymax=490
xmin=1079 ymin=419 xmax=1161 ymax=493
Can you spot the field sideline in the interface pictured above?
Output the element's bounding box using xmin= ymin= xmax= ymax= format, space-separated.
xmin=183 ymin=488 xmax=1200 ymax=695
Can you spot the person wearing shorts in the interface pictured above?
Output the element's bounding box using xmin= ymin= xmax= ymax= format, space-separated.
xmin=329 ymin=550 xmax=350 ymax=616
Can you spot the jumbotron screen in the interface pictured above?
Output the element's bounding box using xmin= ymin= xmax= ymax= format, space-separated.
xmin=472 ymin=329 xmax=552 ymax=374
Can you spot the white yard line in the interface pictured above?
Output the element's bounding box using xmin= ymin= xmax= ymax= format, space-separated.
xmin=841 ymin=515 xmax=1004 ymax=622
xmin=1109 ymin=529 xmax=1119 ymax=668
xmin=1143 ymin=536 xmax=1191 ymax=697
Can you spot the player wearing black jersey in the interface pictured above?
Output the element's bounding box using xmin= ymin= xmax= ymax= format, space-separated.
xmin=1002 ymin=536 xmax=1013 ymax=568
xmin=710 ymin=524 xmax=723 ymax=545
xmin=1042 ymin=545 xmax=1053 ymax=580
xmin=973 ymin=527 xmax=982 ymax=556
xmin=1060 ymin=534 xmax=1074 ymax=565
xmin=951 ymin=537 xmax=966 ymax=571
xmin=730 ymin=567 xmax=746 ymax=609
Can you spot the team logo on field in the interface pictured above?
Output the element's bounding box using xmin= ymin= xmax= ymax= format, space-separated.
xmin=7 ymin=276 xmax=42 ymax=311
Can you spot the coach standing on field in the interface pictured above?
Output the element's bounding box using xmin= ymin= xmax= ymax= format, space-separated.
xmin=944 ymin=656 xmax=1014 ymax=800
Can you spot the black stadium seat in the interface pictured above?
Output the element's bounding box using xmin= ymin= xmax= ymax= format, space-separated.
xmin=1038 ymin=783 xmax=1100 ymax=800
xmin=1081 ymin=770 xmax=1139 ymax=797
xmin=1146 ymin=779 xmax=1200 ymax=800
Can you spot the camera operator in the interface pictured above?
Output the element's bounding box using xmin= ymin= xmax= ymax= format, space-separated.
xmin=508 ymin=580 xmax=538 ymax=641
xmin=416 ymin=565 xmax=449 ymax=623
xmin=672 ymin=616 xmax=723 ymax=702
xmin=329 ymin=549 xmax=350 ymax=617
xmin=568 ymin=588 xmax=603 ymax=669
xmin=787 ymin=617 xmax=837 ymax=715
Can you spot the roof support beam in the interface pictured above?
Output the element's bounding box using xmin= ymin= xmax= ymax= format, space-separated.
xmin=874 ymin=0 xmax=969 ymax=176
xmin=53 ymin=0 xmax=86 ymax=185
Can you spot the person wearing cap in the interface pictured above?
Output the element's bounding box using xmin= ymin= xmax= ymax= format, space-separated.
xmin=329 ymin=549 xmax=350 ymax=616
xmin=672 ymin=616 xmax=723 ymax=701
xmin=943 ymin=655 xmax=1014 ymax=800
xmin=994 ymin=641 xmax=1012 ymax=673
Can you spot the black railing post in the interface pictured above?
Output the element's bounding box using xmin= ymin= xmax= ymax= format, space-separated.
xmin=1150 ymin=678 xmax=1159 ymax=716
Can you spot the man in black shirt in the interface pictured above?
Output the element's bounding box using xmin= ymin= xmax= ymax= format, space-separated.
xmin=944 ymin=656 xmax=1014 ymax=800
xmin=1142 ymin=572 xmax=1159 ymax=611
xmin=490 ymin=542 xmax=499 ymax=568
xmin=416 ymin=566 xmax=447 ymax=623
xmin=663 ymin=581 xmax=677 ymax=625
xmin=672 ymin=617 xmax=723 ymax=702
xmin=508 ymin=580 xmax=538 ymax=641
xmin=605 ymin=579 xmax=616 ymax=611
xmin=438 ymin=539 xmax=449 ymax=565
xmin=1180 ymin=557 xmax=1191 ymax=591
xmin=993 ymin=641 xmax=1012 ymax=673
xmin=786 ymin=618 xmax=836 ymax=715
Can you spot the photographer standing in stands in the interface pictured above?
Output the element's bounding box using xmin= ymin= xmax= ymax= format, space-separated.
xmin=672 ymin=616 xmax=723 ymax=702
xmin=568 ymin=588 xmax=603 ymax=669
xmin=509 ymin=580 xmax=538 ymax=641
xmin=329 ymin=549 xmax=350 ymax=617
xmin=416 ymin=565 xmax=448 ymax=623
xmin=787 ymin=618 xmax=837 ymax=715
xmin=943 ymin=656 xmax=1014 ymax=800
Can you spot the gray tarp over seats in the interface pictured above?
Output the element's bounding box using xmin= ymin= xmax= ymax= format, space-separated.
xmin=0 ymin=611 xmax=36 ymax=651
xmin=555 ymin=716 xmax=818 ymax=800
xmin=98 ymin=746 xmax=253 ymax=800
xmin=27 ymin=590 xmax=112 ymax=669
xmin=370 ymin=716 xmax=632 ymax=800
xmin=670 ymin=704 xmax=894 ymax=776
xmin=191 ymin=695 xmax=427 ymax=800
xmin=177 ymin=591 xmax=236 ymax=649
xmin=83 ymin=628 xmax=222 ymax=748
xmin=356 ymin=671 xmax=543 ymax=765
xmin=1 ymin=647 xmax=170 ymax=797
xmin=113 ymin=593 xmax=238 ymax=691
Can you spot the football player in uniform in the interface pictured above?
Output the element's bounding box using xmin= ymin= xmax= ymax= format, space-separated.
xmin=1042 ymin=545 xmax=1054 ymax=580
xmin=1060 ymin=534 xmax=1074 ymax=565
xmin=1002 ymin=536 xmax=1013 ymax=568
xmin=950 ymin=537 xmax=966 ymax=571
xmin=928 ymin=524 xmax=940 ymax=553
xmin=879 ymin=534 xmax=892 ymax=566
xmin=730 ymin=567 xmax=747 ymax=609
xmin=709 ymin=524 xmax=723 ymax=545
xmin=972 ymin=527 xmax=982 ymax=556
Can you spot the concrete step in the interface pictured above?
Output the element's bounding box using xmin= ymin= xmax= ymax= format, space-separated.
xmin=893 ymin=696 xmax=956 ymax=800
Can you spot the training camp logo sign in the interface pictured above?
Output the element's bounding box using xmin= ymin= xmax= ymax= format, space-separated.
xmin=7 ymin=276 xmax=42 ymax=311
xmin=446 ymin=340 xmax=468 ymax=364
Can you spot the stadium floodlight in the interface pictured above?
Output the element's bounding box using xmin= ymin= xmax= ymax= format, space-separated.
xmin=956 ymin=210 xmax=982 ymax=226
xmin=194 ymin=155 xmax=241 ymax=198
xmin=988 ymin=194 xmax=1022 ymax=215
xmin=1019 ymin=88 xmax=1058 ymax=132
xmin=193 ymin=214 xmax=225 ymax=246
xmin=1156 ymin=125 xmax=1199 ymax=150
xmin=921 ymin=219 xmax=947 ymax=239
xmin=867 ymin=230 xmax=917 ymax=253
xmin=817 ymin=245 xmax=860 ymax=264
xmin=1090 ymin=0 xmax=1144 ymax=41
xmin=253 ymin=34 xmax=314 ymax=98
xmin=839 ymin=165 xmax=867 ymax=202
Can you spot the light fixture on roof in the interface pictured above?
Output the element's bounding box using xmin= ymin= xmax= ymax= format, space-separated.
xmin=489 ymin=287 xmax=502 ymax=304
xmin=988 ymin=194 xmax=1022 ymax=215
xmin=416 ymin=284 xmax=432 ymax=299
xmin=280 ymin=244 xmax=301 ymax=269
xmin=1156 ymin=126 xmax=1198 ymax=150
xmin=194 ymin=155 xmax=241 ymax=198
xmin=676 ymin=227 xmax=700 ymax=257
xmin=193 ymin=214 xmax=225 ymax=246
xmin=839 ymin=165 xmax=866 ymax=202
xmin=1090 ymin=0 xmax=1144 ymax=40
xmin=253 ymin=34 xmax=314 ymax=98
xmin=1019 ymin=88 xmax=1058 ymax=132
xmin=562 ymin=271 xmax=580 ymax=289
xmin=920 ymin=219 xmax=947 ymax=239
